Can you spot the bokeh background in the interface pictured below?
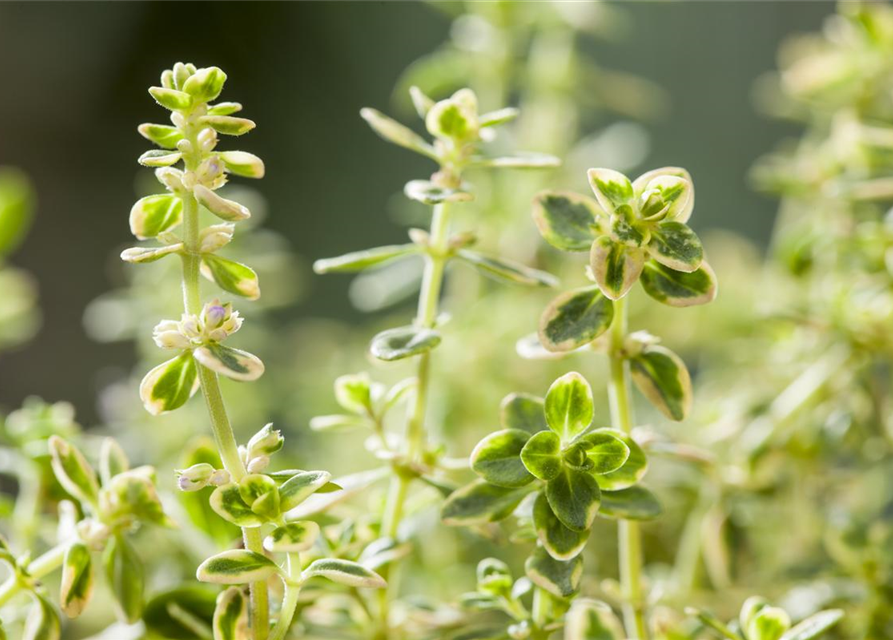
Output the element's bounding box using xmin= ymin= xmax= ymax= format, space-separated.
xmin=0 ymin=1 xmax=834 ymax=423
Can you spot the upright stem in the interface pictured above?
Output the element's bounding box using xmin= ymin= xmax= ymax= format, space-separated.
xmin=376 ymin=202 xmax=451 ymax=637
xmin=607 ymin=296 xmax=648 ymax=640
xmin=269 ymin=552 xmax=302 ymax=640
xmin=180 ymin=167 xmax=269 ymax=638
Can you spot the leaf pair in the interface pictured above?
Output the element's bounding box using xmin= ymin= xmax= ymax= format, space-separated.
xmin=197 ymin=550 xmax=385 ymax=588
xmin=209 ymin=470 xmax=331 ymax=526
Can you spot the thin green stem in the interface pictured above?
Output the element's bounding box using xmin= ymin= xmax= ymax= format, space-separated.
xmin=607 ymin=296 xmax=648 ymax=640
xmin=376 ymin=202 xmax=452 ymax=638
xmin=530 ymin=587 xmax=551 ymax=640
xmin=269 ymin=553 xmax=302 ymax=640
xmin=0 ymin=543 xmax=67 ymax=608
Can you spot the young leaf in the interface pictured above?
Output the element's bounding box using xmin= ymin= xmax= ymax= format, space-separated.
xmin=334 ymin=373 xmax=373 ymax=414
xmin=208 ymin=101 xmax=242 ymax=116
xmin=313 ymin=244 xmax=418 ymax=274
xmin=194 ymin=344 xmax=265 ymax=382
xmin=212 ymin=587 xmax=247 ymax=640
xmin=639 ymin=174 xmax=693 ymax=223
xmin=23 ymin=594 xmax=61 ymax=640
xmin=590 ymin=236 xmax=644 ymax=301
xmin=149 ymin=87 xmax=192 ymax=111
xmin=101 ymin=470 xmax=173 ymax=527
xmin=539 ymin=285 xmax=614 ymax=352
xmin=747 ymin=607 xmax=791 ymax=640
xmin=210 ymin=483 xmax=263 ymax=527
xmin=369 ymin=325 xmax=441 ymax=361
xmin=103 ymin=534 xmax=144 ymax=623
xmin=441 ymin=480 xmax=530 ymax=526
xmin=193 ymin=185 xmax=251 ymax=221
xmin=646 ymin=221 xmax=703 ymax=273
xmin=183 ymin=66 xmax=226 ymax=103
xmin=201 ymin=255 xmax=260 ymax=300
xmin=200 ymin=115 xmax=256 ymax=136
xmin=500 ymin=393 xmax=548 ymax=433
xmin=409 ymin=86 xmax=435 ymax=118
xmin=598 ymin=486 xmax=662 ymax=521
xmin=303 ymin=558 xmax=386 ymax=589
xmin=457 ymin=249 xmax=557 ymax=287
xmin=780 ymin=610 xmax=844 ymax=640
xmin=640 ymin=259 xmax=717 ymax=307
xmin=630 ymin=344 xmax=692 ymax=421
xmin=120 ymin=243 xmax=184 ymax=264
xmin=60 ymin=542 xmax=93 ymax=618
xmin=594 ymin=429 xmax=648 ymax=491
xmin=360 ymin=108 xmax=439 ymax=160
xmin=532 ymin=191 xmax=603 ymax=252
xmin=632 ymin=167 xmax=693 ymax=211
xmin=309 ymin=414 xmax=370 ymax=432
xmin=545 ymin=466 xmax=601 ymax=532
xmin=264 ymin=521 xmax=320 ymax=553
xmin=130 ymin=194 xmax=183 ymax=240
xmin=138 ymin=149 xmax=183 ymax=168
xmin=470 ymin=429 xmax=534 ymax=488
xmin=197 ymin=550 xmax=281 ymax=585
xmin=404 ymin=179 xmax=473 ymax=204
xmin=479 ymin=107 xmax=519 ymax=127
xmin=279 ymin=470 xmax=332 ymax=512
xmin=544 ymin=372 xmax=594 ymax=442
xmin=565 ymin=599 xmax=626 ymax=640
xmin=99 ymin=438 xmax=129 ymax=485
xmin=525 ymin=545 xmax=582 ymax=599
xmin=534 ymin=492 xmax=589 ymax=561
xmin=575 ymin=431 xmax=630 ymax=474
xmin=140 ymin=352 xmax=199 ymax=415
xmin=48 ymin=436 xmax=99 ymax=507
xmin=218 ymin=150 xmax=265 ymax=179
xmin=138 ymin=123 xmax=184 ymax=149
xmin=426 ymin=98 xmax=477 ymax=141
xmin=520 ymin=431 xmax=562 ymax=481
xmin=587 ymin=168 xmax=633 ymax=214
xmin=473 ymin=152 xmax=561 ymax=169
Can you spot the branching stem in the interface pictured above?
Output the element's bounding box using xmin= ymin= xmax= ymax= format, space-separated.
xmin=0 ymin=543 xmax=67 ymax=608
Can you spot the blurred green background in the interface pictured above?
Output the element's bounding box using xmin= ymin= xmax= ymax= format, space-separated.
xmin=0 ymin=1 xmax=832 ymax=422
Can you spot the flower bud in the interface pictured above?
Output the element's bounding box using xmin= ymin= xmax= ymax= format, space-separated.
xmin=247 ymin=423 xmax=284 ymax=459
xmin=176 ymin=463 xmax=216 ymax=491
xmin=199 ymin=223 xmax=235 ymax=253
xmin=153 ymin=320 xmax=191 ymax=350
xmin=173 ymin=62 xmax=191 ymax=90
xmin=76 ymin=518 xmax=111 ymax=551
xmin=171 ymin=112 xmax=187 ymax=130
xmin=198 ymin=127 xmax=218 ymax=153
xmin=161 ymin=69 xmax=175 ymax=90
xmin=155 ymin=168 xmax=185 ymax=192
xmin=209 ymin=468 xmax=231 ymax=486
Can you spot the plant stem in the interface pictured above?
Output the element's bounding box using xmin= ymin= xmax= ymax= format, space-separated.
xmin=0 ymin=543 xmax=67 ymax=608
xmin=180 ymin=175 xmax=270 ymax=638
xmin=531 ymin=587 xmax=552 ymax=640
xmin=377 ymin=201 xmax=451 ymax=637
xmin=269 ymin=553 xmax=302 ymax=640
xmin=607 ymin=296 xmax=648 ymax=640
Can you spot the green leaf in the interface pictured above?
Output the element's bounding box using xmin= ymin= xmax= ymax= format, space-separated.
xmin=138 ymin=149 xmax=183 ymax=168
xmin=545 ymin=466 xmax=601 ymax=532
xmin=238 ymin=474 xmax=280 ymax=520
xmin=544 ymin=372 xmax=594 ymax=442
xmin=404 ymin=179 xmax=473 ymax=204
xmin=565 ymin=599 xmax=626 ymax=640
xmin=369 ymin=325 xmax=441 ymax=361
xmin=520 ymin=431 xmax=562 ymax=481
xmin=473 ymin=152 xmax=561 ymax=169
xmin=532 ymin=191 xmax=603 ymax=252
xmin=101 ymin=469 xmax=173 ymax=527
xmin=60 ymin=542 xmax=93 ymax=618
xmin=334 ymin=373 xmax=373 ymax=414
xmin=640 ymin=259 xmax=717 ymax=307
xmin=587 ymin=168 xmax=633 ymax=214
xmin=534 ymin=492 xmax=589 ymax=561
xmin=217 ymin=150 xmax=265 ymax=179
xmin=47 ymin=436 xmax=99 ymax=506
xmin=598 ymin=486 xmax=662 ymax=521
xmin=590 ymin=236 xmax=644 ymax=301
xmin=748 ymin=607 xmax=791 ymax=640
xmin=200 ymin=115 xmax=256 ymax=136
xmin=630 ymin=345 xmax=692 ymax=421
xmin=500 ymin=393 xmax=547 ymax=433
xmin=479 ymin=107 xmax=518 ymax=127
xmin=149 ymin=87 xmax=192 ymax=111
xmin=457 ymin=249 xmax=557 ymax=287
xmin=121 ymin=243 xmax=184 ymax=264
xmin=23 ymin=594 xmax=60 ymax=640
xmin=0 ymin=167 xmax=35 ymax=258
xmin=138 ymin=123 xmax=184 ymax=149
xmin=99 ymin=438 xmax=129 ymax=485
xmin=780 ymin=610 xmax=844 ymax=640
xmin=303 ymin=558 xmax=387 ymax=589
xmin=574 ymin=432 xmax=629 ymax=474
xmin=470 ymin=429 xmax=534 ymax=488
xmin=193 ymin=185 xmax=251 ymax=221
xmin=632 ymin=167 xmax=694 ymax=223
xmin=140 ymin=352 xmax=199 ymax=415
xmin=525 ymin=545 xmax=582 ymax=599
xmin=409 ymin=86 xmax=434 ymax=118
xmin=539 ymin=285 xmax=614 ymax=352
xmin=637 ymin=173 xmax=693 ymax=223
xmin=104 ymin=534 xmax=144 ymax=623
xmin=212 ymin=587 xmax=247 ymax=640
xmin=313 ymin=244 xmax=418 ymax=274
xmin=129 ymin=194 xmax=183 ymax=240
xmin=686 ymin=607 xmax=739 ymax=640
xmin=360 ymin=107 xmax=438 ymax=160
xmin=197 ymin=550 xmax=281 ymax=585
xmin=264 ymin=521 xmax=320 ymax=553
xmin=143 ymin=586 xmax=217 ymax=640
xmin=208 ymin=101 xmax=242 ymax=116
xmin=201 ymin=255 xmax=260 ymax=300
xmin=646 ymin=221 xmax=703 ymax=273
xmin=210 ymin=483 xmax=263 ymax=527
xmin=426 ymin=97 xmax=477 ymax=140
xmin=595 ymin=429 xmax=648 ymax=491
xmin=182 ymin=66 xmax=226 ymax=103
xmin=194 ymin=343 xmax=265 ymax=382
xmin=476 ymin=557 xmax=512 ymax=595
xmin=279 ymin=470 xmax=332 ymax=512
xmin=442 ymin=479 xmax=530 ymax=526
xmin=309 ymin=414 xmax=370 ymax=432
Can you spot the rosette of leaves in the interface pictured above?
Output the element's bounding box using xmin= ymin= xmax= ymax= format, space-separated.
xmin=531 ymin=167 xmax=717 ymax=345
xmin=688 ymin=596 xmax=843 ymax=640
xmin=442 ymin=373 xmax=660 ymax=600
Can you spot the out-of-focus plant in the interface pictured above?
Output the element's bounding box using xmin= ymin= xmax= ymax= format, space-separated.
xmin=0 ymin=167 xmax=38 ymax=353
